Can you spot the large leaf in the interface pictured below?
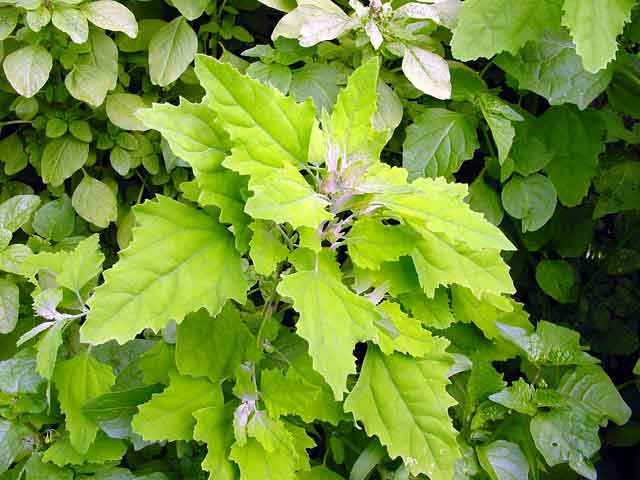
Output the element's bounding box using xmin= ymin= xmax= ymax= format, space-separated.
xmin=562 ymin=0 xmax=635 ymax=72
xmin=403 ymin=108 xmax=478 ymax=179
xmin=277 ymin=251 xmax=382 ymax=399
xmin=81 ymin=196 xmax=248 ymax=344
xmin=477 ymin=440 xmax=529 ymax=480
xmin=132 ymin=373 xmax=221 ymax=441
xmin=344 ymin=346 xmax=459 ymax=479
xmin=2 ymin=45 xmax=52 ymax=97
xmin=451 ymin=0 xmax=562 ymax=60
xmin=496 ymin=31 xmax=613 ymax=110
xmin=54 ymin=353 xmax=115 ymax=453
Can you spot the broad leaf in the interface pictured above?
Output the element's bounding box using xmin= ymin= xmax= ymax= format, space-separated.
xmin=81 ymin=196 xmax=248 ymax=344
xmin=476 ymin=440 xmax=529 ymax=480
xmin=501 ymin=174 xmax=557 ymax=232
xmin=41 ymin=136 xmax=89 ymax=187
xmin=81 ymin=0 xmax=138 ymax=38
xmin=52 ymin=7 xmax=88 ymax=43
xmin=3 ymin=45 xmax=52 ymax=97
xmin=402 ymin=45 xmax=451 ymax=99
xmin=71 ymin=175 xmax=117 ymax=228
xmin=0 ymin=278 xmax=18 ymax=335
xmin=106 ymin=93 xmax=149 ymax=131
xmin=193 ymin=403 xmax=237 ymax=480
xmin=344 ymin=346 xmax=459 ymax=479
xmin=149 ymin=17 xmax=197 ymax=86
xmin=42 ymin=433 xmax=127 ymax=466
xmin=0 ymin=194 xmax=40 ymax=233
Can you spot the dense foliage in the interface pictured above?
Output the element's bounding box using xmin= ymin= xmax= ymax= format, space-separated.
xmin=0 ymin=0 xmax=639 ymax=479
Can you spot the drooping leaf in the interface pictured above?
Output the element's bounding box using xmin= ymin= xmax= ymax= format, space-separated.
xmin=81 ymin=196 xmax=248 ymax=345
xmin=54 ymin=353 xmax=116 ymax=453
xmin=344 ymin=346 xmax=459 ymax=479
xmin=131 ymin=372 xmax=222 ymax=441
xmin=476 ymin=93 xmax=523 ymax=163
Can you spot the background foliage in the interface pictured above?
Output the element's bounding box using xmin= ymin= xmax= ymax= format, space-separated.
xmin=0 ymin=0 xmax=639 ymax=479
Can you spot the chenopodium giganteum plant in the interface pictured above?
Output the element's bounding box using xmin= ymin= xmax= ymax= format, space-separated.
xmin=66 ymin=56 xmax=632 ymax=480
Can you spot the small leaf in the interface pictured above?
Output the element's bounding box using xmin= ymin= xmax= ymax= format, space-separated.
xmin=149 ymin=17 xmax=197 ymax=87
xmin=402 ymin=45 xmax=451 ymax=99
xmin=535 ymin=259 xmax=576 ymax=303
xmin=106 ymin=93 xmax=149 ymax=131
xmin=3 ymin=45 xmax=52 ymax=97
xmin=0 ymin=194 xmax=40 ymax=233
xmin=0 ymin=7 xmax=18 ymax=40
xmin=71 ymin=175 xmax=117 ymax=229
xmin=33 ymin=195 xmax=75 ymax=241
xmin=501 ymin=174 xmax=557 ymax=232
xmin=476 ymin=440 xmax=529 ymax=480
xmin=0 ymin=278 xmax=18 ymax=335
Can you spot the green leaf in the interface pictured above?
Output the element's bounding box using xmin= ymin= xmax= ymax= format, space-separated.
xmin=289 ymin=63 xmax=341 ymax=113
xmin=496 ymin=320 xmax=599 ymax=366
xmin=36 ymin=318 xmax=69 ymax=380
xmin=81 ymin=0 xmax=138 ymax=38
xmin=536 ymin=106 xmax=604 ymax=206
xmin=277 ymin=250 xmax=382 ymax=398
xmin=42 ymin=433 xmax=127 ymax=466
xmin=106 ymin=93 xmax=149 ymax=131
xmin=345 ymin=217 xmax=418 ymax=271
xmin=469 ymin=176 xmax=504 ymax=226
xmin=593 ymin=161 xmax=640 ymax=218
xmin=176 ymin=307 xmax=257 ymax=383
xmin=558 ymin=365 xmax=631 ymax=425
xmin=403 ymin=108 xmax=479 ymax=180
xmin=562 ymin=0 xmax=635 ymax=72
xmin=41 ymin=136 xmax=89 ymax=187
xmin=489 ymin=379 xmax=538 ymax=416
xmin=57 ymin=234 xmax=104 ymax=292
xmin=65 ymin=64 xmax=113 ymax=107
xmin=261 ymin=351 xmax=343 ymax=425
xmin=399 ymin=288 xmax=455 ymax=329
xmin=451 ymin=0 xmax=562 ymax=60
xmin=24 ymin=454 xmax=73 ymax=480
xmin=0 ymin=278 xmax=18 ymax=335
xmin=0 ymin=7 xmax=17 ymax=40
xmin=171 ymin=0 xmax=208 ymax=20
xmin=247 ymin=61 xmax=292 ymax=93
xmin=193 ymin=403 xmax=236 ymax=480
xmin=131 ymin=372 xmax=221 ymax=441
xmin=298 ymin=466 xmax=344 ymax=480
xmin=81 ymin=196 xmax=248 ymax=345
xmin=0 ymin=194 xmax=40 ymax=233
xmin=71 ymin=175 xmax=117 ymax=229
xmin=535 ymin=259 xmax=576 ymax=303
xmin=69 ymin=120 xmax=92 ymax=143
xmin=0 ymin=349 xmax=45 ymax=394
xmin=0 ymin=420 xmax=28 ymax=474
xmin=530 ymin=408 xmax=600 ymax=480
xmin=501 ymin=174 xmax=557 ymax=232
xmin=149 ymin=17 xmax=197 ymax=86
xmin=401 ymin=45 xmax=451 ymax=99
xmin=509 ymin=119 xmax=554 ymax=176
xmin=52 ymin=7 xmax=88 ymax=43
xmin=2 ymin=45 xmax=52 ymax=97
xmin=54 ymin=353 xmax=116 ymax=453
xmin=249 ymin=220 xmax=288 ymax=275
xmin=82 ymin=384 xmax=163 ymax=421
xmin=476 ymin=440 xmax=529 ymax=480
xmin=344 ymin=346 xmax=459 ymax=479
xmin=0 ymin=133 xmax=28 ymax=176
xmin=476 ymin=93 xmax=523 ymax=163
xmin=496 ymin=31 xmax=613 ymax=110
xmin=33 ymin=195 xmax=75 ymax=241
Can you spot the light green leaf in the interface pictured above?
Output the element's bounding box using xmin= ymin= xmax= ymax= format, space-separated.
xmin=501 ymin=174 xmax=557 ymax=232
xmin=496 ymin=320 xmax=599 ymax=366
xmin=257 ymin=0 xmax=296 ymax=12
xmin=54 ymin=353 xmax=115 ymax=453
xmin=277 ymin=251 xmax=382 ymax=398
xmin=530 ymin=408 xmax=600 ymax=480
xmin=136 ymin=99 xmax=251 ymax=252
xmin=42 ymin=433 xmax=127 ymax=466
xmin=476 ymin=93 xmax=523 ymax=163
xmin=402 ymin=45 xmax=451 ymax=99
xmin=249 ymin=220 xmax=289 ymax=275
xmin=52 ymin=7 xmax=88 ymax=43
xmin=176 ymin=307 xmax=257 ymax=383
xmin=476 ymin=440 xmax=529 ymax=480
xmin=3 ymin=45 xmax=52 ymax=97
xmin=247 ymin=61 xmax=292 ymax=94
xmin=0 ymin=349 xmax=45 ymax=394
xmin=0 ymin=133 xmax=28 ymax=176
xmin=297 ymin=466 xmax=344 ymax=480
xmin=0 ymin=194 xmax=40 ymax=233
xmin=0 ymin=7 xmax=17 ymax=40
xmin=33 ymin=195 xmax=75 ymax=241
xmin=403 ymin=108 xmax=479 ymax=180
xmin=536 ymin=106 xmax=604 ymax=206
xmin=399 ymin=288 xmax=455 ymax=329
xmin=26 ymin=7 xmax=51 ymax=31
xmin=65 ymin=64 xmax=113 ymax=107
xmin=81 ymin=384 xmax=163 ymax=421
xmin=36 ymin=318 xmax=69 ymax=380
xmin=193 ymin=404 xmax=237 ymax=480
xmin=0 ymin=420 xmax=28 ymax=474
xmin=496 ymin=31 xmax=613 ymax=110
xmin=0 ymin=244 xmax=33 ymax=275
xmin=535 ymin=259 xmax=576 ymax=303
xmin=81 ymin=196 xmax=248 ymax=345
xmin=289 ymin=63 xmax=341 ymax=113
xmin=489 ymin=379 xmax=537 ymax=416
xmin=106 ymin=93 xmax=149 ymax=131
xmin=172 ymin=0 xmax=208 ymax=20
xmin=261 ymin=351 xmax=344 ymax=425
xmin=149 ymin=17 xmax=197 ymax=87
xmin=373 ymin=80 xmax=403 ymax=135
xmin=451 ymin=0 xmax=562 ymax=60
xmin=24 ymin=454 xmax=73 ymax=480
xmin=132 ymin=372 xmax=221 ymax=441
xmin=71 ymin=175 xmax=117 ymax=228
xmin=41 ymin=136 xmax=89 ymax=186
xmin=344 ymin=346 xmax=459 ymax=479
xmin=0 ymin=278 xmax=18 ymax=335
xmin=558 ymin=365 xmax=631 ymax=426
xmin=56 ymin=234 xmax=104 ymax=292
xmin=345 ymin=217 xmax=418 ymax=271
xmin=81 ymin=0 xmax=138 ymax=38
xmin=562 ymin=0 xmax=634 ymax=73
